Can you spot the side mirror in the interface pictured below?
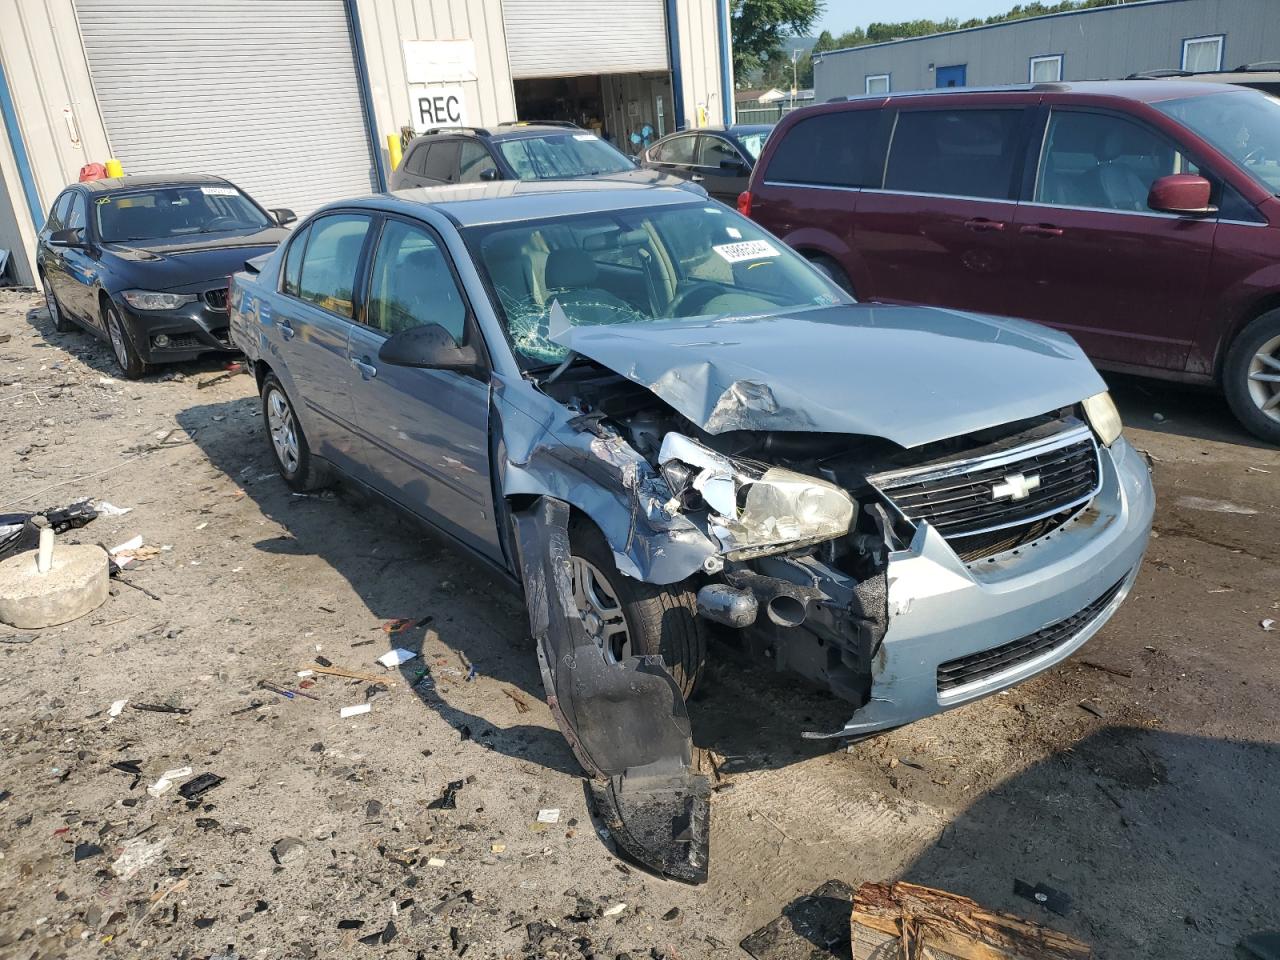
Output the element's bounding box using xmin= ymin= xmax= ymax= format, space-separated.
xmin=378 ymin=323 xmax=480 ymax=373
xmin=479 ymin=168 xmax=501 ymax=182
xmin=719 ymin=158 xmax=750 ymax=175
xmin=1148 ymin=174 xmax=1216 ymax=215
xmin=49 ymin=228 xmax=84 ymax=248
xmin=271 ymin=208 xmax=298 ymax=226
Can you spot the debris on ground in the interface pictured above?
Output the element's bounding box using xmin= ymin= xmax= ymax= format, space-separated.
xmin=177 ymin=772 xmax=225 ymax=800
xmin=426 ymin=779 xmax=464 ymax=810
xmin=536 ymin=808 xmax=561 ymax=824
xmin=147 ymin=765 xmax=193 ymax=798
xmin=1014 ymin=879 xmax=1073 ymax=917
xmin=340 ymin=703 xmax=372 ymax=718
xmin=1263 ymin=619 xmax=1276 ymax=632
xmin=741 ymin=879 xmax=856 ymax=959
xmin=110 ymin=837 xmax=168 ymax=879
xmin=376 ymin=646 xmax=417 ymax=668
xmin=502 ymin=687 xmax=531 ymax=713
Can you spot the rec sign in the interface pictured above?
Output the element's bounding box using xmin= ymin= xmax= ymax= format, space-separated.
xmin=412 ymin=85 xmax=469 ymax=131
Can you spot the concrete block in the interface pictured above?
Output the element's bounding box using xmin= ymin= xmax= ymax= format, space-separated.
xmin=0 ymin=543 xmax=110 ymax=629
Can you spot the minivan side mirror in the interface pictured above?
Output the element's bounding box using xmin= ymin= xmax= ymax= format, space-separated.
xmin=378 ymin=323 xmax=480 ymax=373
xmin=270 ymin=208 xmax=298 ymax=227
xmin=1148 ymin=174 xmax=1216 ymax=216
xmin=48 ymin=228 xmax=84 ymax=248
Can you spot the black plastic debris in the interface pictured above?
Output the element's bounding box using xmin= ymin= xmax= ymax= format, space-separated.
xmin=338 ymin=919 xmax=365 ymax=930
xmin=132 ymin=703 xmax=193 ymax=715
xmin=178 ymin=773 xmax=225 ymax=800
xmin=740 ymin=879 xmax=855 ymax=960
xmin=315 ymin=655 xmax=333 ymax=667
xmin=426 ymin=780 xmax=464 ymax=811
xmin=194 ymin=918 xmax=216 ymax=929
xmin=1013 ymin=879 xmax=1072 ymax=917
xmin=73 ymin=842 xmax=103 ymax=863
xmin=364 ymin=799 xmax=383 ymax=819
xmin=357 ymin=920 xmax=397 ymax=946
xmin=662 ymin=907 xmax=680 ymax=921
xmin=195 ymin=817 xmax=220 ymax=831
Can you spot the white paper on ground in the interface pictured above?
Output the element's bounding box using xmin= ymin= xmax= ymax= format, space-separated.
xmin=109 ymin=535 xmax=144 ymax=555
xmin=147 ymin=766 xmax=193 ymax=798
xmin=95 ymin=501 xmax=132 ymax=517
xmin=537 ymin=808 xmax=561 ymax=824
xmin=108 ymin=699 xmax=127 ymax=718
xmin=376 ymin=647 xmax=417 ymax=668
xmin=340 ymin=704 xmax=371 ymax=718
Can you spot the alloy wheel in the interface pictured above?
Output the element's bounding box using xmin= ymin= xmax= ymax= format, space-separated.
xmin=569 ymin=555 xmax=632 ymax=663
xmin=42 ymin=279 xmax=61 ymax=326
xmin=266 ymin=387 xmax=301 ymax=475
xmin=1247 ymin=334 xmax=1280 ymax=424
xmin=106 ymin=309 xmax=130 ymax=370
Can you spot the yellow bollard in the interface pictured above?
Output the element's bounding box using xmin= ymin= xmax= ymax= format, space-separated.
xmin=104 ymin=158 xmax=124 ymax=178
xmin=386 ymin=134 xmax=403 ymax=173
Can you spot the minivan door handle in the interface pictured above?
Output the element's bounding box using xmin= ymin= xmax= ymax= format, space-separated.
xmin=964 ymin=217 xmax=1006 ymax=232
xmin=1020 ymin=223 xmax=1064 ymax=238
xmin=351 ymin=357 xmax=377 ymax=380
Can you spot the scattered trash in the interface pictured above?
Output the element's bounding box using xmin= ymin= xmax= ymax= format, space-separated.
xmin=357 ymin=919 xmax=398 ymax=946
xmin=490 ymin=843 xmax=507 ymax=854
xmin=111 ymin=836 xmax=168 ymax=879
xmin=338 ymin=919 xmax=365 ymax=930
xmin=662 ymin=907 xmax=681 ymax=921
xmin=197 ymin=370 xmax=235 ymax=390
xmin=147 ymin=766 xmax=193 ymax=798
xmin=94 ymin=501 xmax=132 ymax=517
xmin=741 ymin=879 xmax=855 ymax=960
xmin=1263 ymin=619 xmax=1276 ymax=632
xmin=132 ymin=702 xmax=191 ymax=715
xmin=1013 ymin=879 xmax=1073 ymax=917
xmin=108 ymin=535 xmax=161 ymax=569
xmin=427 ymin=780 xmax=464 ymax=810
xmin=314 ymin=665 xmax=395 ymax=684
xmin=381 ymin=618 xmax=420 ymax=634
xmin=108 ymin=698 xmax=128 ymax=719
xmin=502 ymin=687 xmax=531 ymax=713
xmin=270 ymin=836 xmax=307 ymax=866
xmin=536 ymin=808 xmax=561 ymax=824
xmin=73 ymin=842 xmax=103 ymax=862
xmin=602 ymin=903 xmax=626 ymax=917
xmin=364 ymin=682 xmax=389 ymax=702
xmin=427 ymin=857 xmax=447 ymax=867
xmin=178 ymin=773 xmax=225 ymax=800
xmin=376 ymin=647 xmax=417 ymax=668
xmin=315 ymin=655 xmax=333 ymax=667
xmin=260 ymin=679 xmax=319 ymax=701
xmin=340 ymin=703 xmax=372 ymax=719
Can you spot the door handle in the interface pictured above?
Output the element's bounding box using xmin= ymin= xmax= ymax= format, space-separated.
xmin=1020 ymin=223 xmax=1064 ymax=238
xmin=279 ymin=318 xmax=295 ymax=340
xmin=691 ymin=175 xmax=705 ymax=182
xmin=351 ymin=357 xmax=377 ymax=380
xmin=964 ymin=217 xmax=1006 ymax=232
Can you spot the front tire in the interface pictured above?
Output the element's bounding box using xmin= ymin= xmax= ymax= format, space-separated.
xmin=261 ymin=373 xmax=329 ymax=492
xmin=1223 ymin=308 xmax=1280 ymax=445
xmin=103 ymin=301 xmax=148 ymax=380
xmin=568 ymin=516 xmax=706 ymax=698
xmin=42 ymin=276 xmax=75 ymax=333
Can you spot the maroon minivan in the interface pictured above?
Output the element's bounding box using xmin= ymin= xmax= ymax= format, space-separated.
xmin=741 ymin=80 xmax=1280 ymax=443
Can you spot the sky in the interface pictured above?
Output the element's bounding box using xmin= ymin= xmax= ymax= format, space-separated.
xmin=814 ymin=0 xmax=1022 ymax=36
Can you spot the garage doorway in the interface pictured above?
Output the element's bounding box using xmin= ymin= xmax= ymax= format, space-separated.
xmin=513 ymin=72 xmax=673 ymax=157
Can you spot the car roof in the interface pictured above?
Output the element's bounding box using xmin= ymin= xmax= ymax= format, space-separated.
xmin=410 ymin=124 xmax=588 ymax=143
xmin=354 ymin=180 xmax=705 ymax=227
xmin=824 ymin=78 xmax=1254 ymax=105
xmin=76 ymin=173 xmax=232 ymax=194
xmin=657 ymin=124 xmax=772 ymax=138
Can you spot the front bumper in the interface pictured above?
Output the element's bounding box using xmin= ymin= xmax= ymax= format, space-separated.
xmin=803 ymin=436 xmax=1154 ymax=739
xmin=116 ymin=294 xmax=236 ymax=363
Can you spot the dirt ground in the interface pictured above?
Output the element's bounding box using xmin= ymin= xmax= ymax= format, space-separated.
xmin=0 ymin=287 xmax=1277 ymax=959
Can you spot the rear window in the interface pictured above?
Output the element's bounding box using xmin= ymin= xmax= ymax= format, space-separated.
xmin=884 ymin=109 xmax=1023 ymax=200
xmin=765 ymin=110 xmax=882 ymax=187
xmin=423 ymin=141 xmax=460 ymax=182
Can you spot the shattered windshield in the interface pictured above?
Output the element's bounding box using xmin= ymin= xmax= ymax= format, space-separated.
xmin=1155 ymin=89 xmax=1280 ymax=194
xmin=467 ymin=203 xmax=850 ymax=365
xmin=496 ymin=133 xmax=636 ymax=180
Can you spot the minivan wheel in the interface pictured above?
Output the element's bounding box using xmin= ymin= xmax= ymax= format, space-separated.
xmin=103 ymin=302 xmax=148 ymax=379
xmin=1223 ymin=308 xmax=1280 ymax=445
xmin=568 ymin=516 xmax=706 ymax=698
xmin=806 ymin=254 xmax=855 ymax=296
xmin=42 ymin=276 xmax=75 ymax=333
xmin=261 ymin=373 xmax=329 ymax=491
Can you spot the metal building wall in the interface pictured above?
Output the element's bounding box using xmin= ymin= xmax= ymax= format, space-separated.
xmin=675 ymin=0 xmax=730 ymax=127
xmin=814 ymin=0 xmax=1280 ymax=99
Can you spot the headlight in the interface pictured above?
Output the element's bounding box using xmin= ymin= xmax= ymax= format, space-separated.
xmin=121 ymin=290 xmax=198 ymax=311
xmin=658 ymin=433 xmax=855 ymax=560
xmin=1082 ymin=391 xmax=1122 ymax=446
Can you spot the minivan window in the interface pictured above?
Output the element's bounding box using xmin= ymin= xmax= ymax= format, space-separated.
xmin=423 ymin=141 xmax=460 ymax=182
xmin=766 ymin=111 xmax=882 ymax=188
xmin=1036 ymin=110 xmax=1190 ymax=212
xmin=884 ymin=109 xmax=1023 ymax=200
xmin=1154 ymin=89 xmax=1280 ymax=194
xmin=297 ymin=215 xmax=371 ymax=319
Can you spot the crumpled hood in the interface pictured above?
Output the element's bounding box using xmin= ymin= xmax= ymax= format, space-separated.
xmin=553 ymin=304 xmax=1107 ymax=449
xmin=102 ymin=226 xmax=289 ymax=288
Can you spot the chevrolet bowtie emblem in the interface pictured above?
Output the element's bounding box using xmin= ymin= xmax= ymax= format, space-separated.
xmin=991 ymin=472 xmax=1041 ymax=501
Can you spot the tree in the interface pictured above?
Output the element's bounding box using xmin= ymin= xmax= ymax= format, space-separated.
xmin=730 ymin=0 xmax=823 ymax=87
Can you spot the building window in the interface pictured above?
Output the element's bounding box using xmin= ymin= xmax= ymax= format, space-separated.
xmin=1029 ymin=55 xmax=1063 ymax=83
xmin=865 ymin=74 xmax=890 ymax=95
xmin=1182 ymin=35 xmax=1223 ymax=72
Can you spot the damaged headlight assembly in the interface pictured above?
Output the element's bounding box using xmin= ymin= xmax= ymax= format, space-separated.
xmin=657 ymin=433 xmax=855 ymax=560
xmin=1082 ymin=391 xmax=1123 ymax=447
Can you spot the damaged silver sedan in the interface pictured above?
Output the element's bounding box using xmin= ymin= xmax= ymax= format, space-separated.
xmin=229 ymin=180 xmax=1154 ymax=884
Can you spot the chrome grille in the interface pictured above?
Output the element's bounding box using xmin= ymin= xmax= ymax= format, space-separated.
xmin=203 ymin=287 xmax=229 ymax=310
xmin=870 ymin=423 xmax=1101 ymax=561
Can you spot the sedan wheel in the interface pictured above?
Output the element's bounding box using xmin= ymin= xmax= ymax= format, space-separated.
xmin=1247 ymin=333 xmax=1280 ymax=424
xmin=102 ymin=303 xmax=147 ymax=379
xmin=106 ymin=309 xmax=129 ymax=368
xmin=42 ymin=278 xmax=73 ymax=333
xmin=266 ymin=385 xmax=301 ymax=476
xmin=570 ymin=554 xmax=633 ymax=663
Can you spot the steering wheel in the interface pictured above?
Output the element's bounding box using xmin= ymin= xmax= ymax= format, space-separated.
xmin=205 ymin=216 xmax=239 ymax=230
xmin=668 ymin=282 xmax=723 ymax=317
xmin=1242 ymin=146 xmax=1268 ymax=166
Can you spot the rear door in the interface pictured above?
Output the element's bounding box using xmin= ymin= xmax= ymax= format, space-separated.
xmin=647 ymin=133 xmax=699 ymax=183
xmin=1011 ymin=105 xmax=1217 ymax=370
xmin=855 ymin=101 xmax=1035 ymax=316
xmin=345 ymin=215 xmax=501 ymax=560
xmin=693 ymin=134 xmax=750 ymax=203
xmin=272 ymin=213 xmax=372 ymax=466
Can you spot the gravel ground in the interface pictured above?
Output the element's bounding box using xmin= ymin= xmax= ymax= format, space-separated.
xmin=0 ymin=288 xmax=1277 ymax=959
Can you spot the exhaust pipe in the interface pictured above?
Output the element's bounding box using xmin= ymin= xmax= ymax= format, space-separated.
xmin=765 ymin=593 xmax=807 ymax=627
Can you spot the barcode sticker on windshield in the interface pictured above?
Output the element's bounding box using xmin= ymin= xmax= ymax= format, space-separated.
xmin=573 ymin=134 xmax=599 ymax=141
xmin=713 ymin=240 xmax=780 ymax=263
xmin=201 ymin=186 xmax=238 ymax=196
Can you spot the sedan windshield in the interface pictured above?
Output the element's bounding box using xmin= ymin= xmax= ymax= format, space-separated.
xmin=96 ymin=185 xmax=271 ymax=242
xmin=1155 ymin=89 xmax=1280 ymax=194
xmin=467 ymin=203 xmax=850 ymax=365
xmin=497 ymin=133 xmax=636 ymax=180
xmin=736 ymin=131 xmax=770 ymax=160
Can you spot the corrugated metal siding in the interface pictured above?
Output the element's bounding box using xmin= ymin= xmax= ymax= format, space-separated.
xmin=675 ymin=0 xmax=728 ymax=126
xmin=75 ymin=0 xmax=377 ymax=215
xmin=502 ymin=0 xmax=669 ymax=78
xmin=814 ymin=0 xmax=1280 ymax=98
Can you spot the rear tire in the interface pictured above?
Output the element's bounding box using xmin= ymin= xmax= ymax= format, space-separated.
xmin=103 ymin=301 xmax=148 ymax=380
xmin=261 ymin=373 xmax=330 ymax=491
xmin=1223 ymin=308 xmax=1280 ymax=445
xmin=42 ymin=276 xmax=75 ymax=333
xmin=806 ymin=254 xmax=856 ymax=296
xmin=568 ymin=516 xmax=706 ymax=698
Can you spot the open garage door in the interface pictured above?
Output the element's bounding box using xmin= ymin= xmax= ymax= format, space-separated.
xmin=75 ymin=0 xmax=378 ymax=216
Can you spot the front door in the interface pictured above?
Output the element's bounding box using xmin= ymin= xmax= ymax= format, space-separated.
xmin=693 ymin=134 xmax=750 ymax=203
xmin=855 ymin=105 xmax=1031 ymax=316
xmin=936 ymin=64 xmax=967 ymax=88
xmin=1011 ymin=107 xmax=1216 ymax=370
xmin=59 ymin=193 xmax=100 ymax=325
xmin=346 ymin=216 xmax=501 ymax=561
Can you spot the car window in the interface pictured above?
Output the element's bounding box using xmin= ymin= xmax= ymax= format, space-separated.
xmin=95 ymin=185 xmax=272 ymax=242
xmin=65 ymin=194 xmax=87 ymax=232
xmin=496 ymin=133 xmax=634 ymax=180
xmin=423 ymin=141 xmax=460 ymax=182
xmin=468 ymin=202 xmax=849 ymax=366
xmin=45 ymin=193 xmax=73 ymax=232
xmin=884 ymin=109 xmax=1023 ymax=200
xmin=281 ymin=223 xmax=311 ymax=297
xmin=404 ymin=144 xmax=430 ymax=177
xmin=297 ymin=214 xmax=371 ymax=319
xmin=1154 ymin=89 xmax=1280 ymax=194
xmin=765 ymin=111 xmax=881 ymax=187
xmin=736 ymin=131 xmax=769 ymax=160
xmin=366 ymin=220 xmax=468 ymax=343
xmin=659 ymin=135 xmax=696 ymax=165
xmin=697 ymin=136 xmax=740 ymax=167
xmin=458 ymin=141 xmax=495 ymax=183
xmin=1035 ymin=110 xmax=1191 ymax=212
